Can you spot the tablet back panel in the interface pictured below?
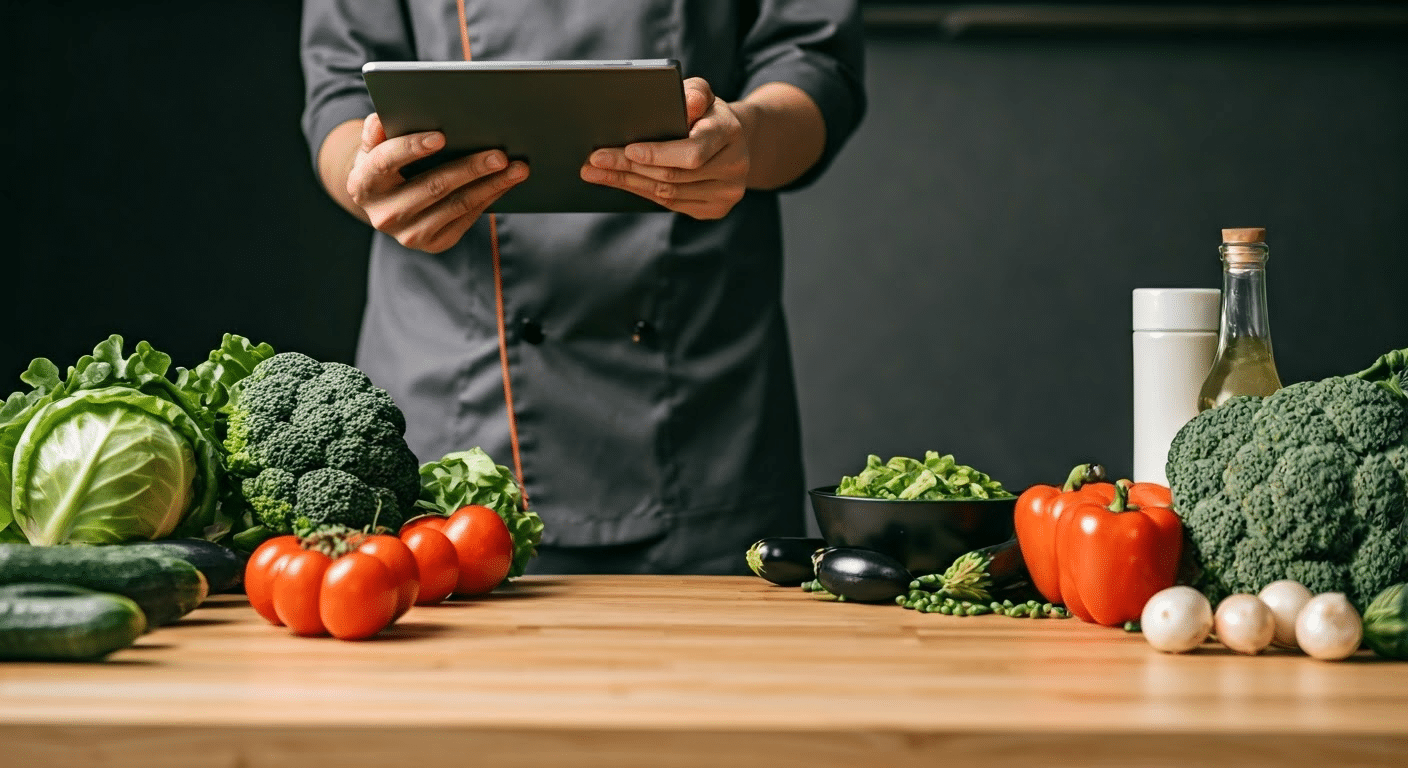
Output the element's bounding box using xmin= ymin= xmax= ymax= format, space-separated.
xmin=364 ymin=60 xmax=689 ymax=214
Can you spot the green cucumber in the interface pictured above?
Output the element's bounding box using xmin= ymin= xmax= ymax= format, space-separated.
xmin=115 ymin=539 xmax=244 ymax=593
xmin=0 ymin=583 xmax=147 ymax=661
xmin=0 ymin=544 xmax=207 ymax=626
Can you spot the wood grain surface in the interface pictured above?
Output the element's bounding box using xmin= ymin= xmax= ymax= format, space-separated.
xmin=1 ymin=575 xmax=1404 ymax=768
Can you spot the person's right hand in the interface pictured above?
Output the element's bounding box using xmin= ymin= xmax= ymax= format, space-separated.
xmin=347 ymin=113 xmax=529 ymax=254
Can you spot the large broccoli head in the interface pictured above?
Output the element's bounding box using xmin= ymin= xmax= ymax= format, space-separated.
xmin=1167 ymin=371 xmax=1408 ymax=609
xmin=225 ymin=353 xmax=421 ymax=533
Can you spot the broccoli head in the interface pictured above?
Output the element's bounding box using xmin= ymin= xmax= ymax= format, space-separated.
xmin=1166 ymin=351 xmax=1408 ymax=610
xmin=224 ymin=353 xmax=420 ymax=533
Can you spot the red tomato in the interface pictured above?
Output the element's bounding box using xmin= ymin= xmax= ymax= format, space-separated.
xmin=245 ymin=536 xmax=303 ymax=625
xmin=319 ymin=552 xmax=399 ymax=640
xmin=272 ymin=550 xmax=334 ymax=636
xmin=401 ymin=526 xmax=460 ymax=605
xmin=441 ymin=504 xmax=514 ymax=595
xmin=356 ymin=534 xmax=420 ymax=619
xmin=399 ymin=514 xmax=447 ymax=535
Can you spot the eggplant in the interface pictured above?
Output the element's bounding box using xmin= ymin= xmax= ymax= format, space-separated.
xmin=746 ymin=537 xmax=827 ymax=586
xmin=813 ymin=547 xmax=911 ymax=603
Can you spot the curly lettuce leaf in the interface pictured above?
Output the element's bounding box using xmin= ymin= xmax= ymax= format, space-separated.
xmin=175 ymin=333 xmax=277 ymax=415
xmin=415 ymin=447 xmax=543 ymax=578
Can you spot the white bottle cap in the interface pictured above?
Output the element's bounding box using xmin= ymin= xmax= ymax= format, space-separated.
xmin=1132 ymin=288 xmax=1220 ymax=332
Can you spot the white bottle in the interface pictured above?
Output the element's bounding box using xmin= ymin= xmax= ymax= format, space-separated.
xmin=1132 ymin=288 xmax=1220 ymax=486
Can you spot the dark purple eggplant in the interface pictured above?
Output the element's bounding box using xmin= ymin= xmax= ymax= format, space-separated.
xmin=746 ymin=537 xmax=827 ymax=586
xmin=813 ymin=547 xmax=911 ymax=603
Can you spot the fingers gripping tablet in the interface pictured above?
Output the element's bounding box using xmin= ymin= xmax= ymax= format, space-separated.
xmin=362 ymin=59 xmax=689 ymax=214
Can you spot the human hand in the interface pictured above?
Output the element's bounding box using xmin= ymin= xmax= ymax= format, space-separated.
xmin=579 ymin=77 xmax=748 ymax=220
xmin=346 ymin=113 xmax=529 ymax=253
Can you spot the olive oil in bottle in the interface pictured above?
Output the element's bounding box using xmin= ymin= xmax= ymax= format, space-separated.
xmin=1197 ymin=228 xmax=1283 ymax=412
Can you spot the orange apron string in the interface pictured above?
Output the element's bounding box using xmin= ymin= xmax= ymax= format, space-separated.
xmin=456 ymin=2 xmax=529 ymax=508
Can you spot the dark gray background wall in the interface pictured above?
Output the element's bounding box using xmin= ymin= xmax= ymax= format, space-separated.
xmin=784 ymin=26 xmax=1408 ymax=494
xmin=4 ymin=2 xmax=1406 ymax=507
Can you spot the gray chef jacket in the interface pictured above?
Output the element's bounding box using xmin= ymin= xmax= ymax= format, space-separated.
xmin=301 ymin=1 xmax=866 ymax=572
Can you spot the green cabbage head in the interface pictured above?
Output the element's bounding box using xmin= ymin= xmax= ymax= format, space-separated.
xmin=10 ymin=388 xmax=203 ymax=544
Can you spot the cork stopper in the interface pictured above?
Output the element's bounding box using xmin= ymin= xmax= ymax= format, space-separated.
xmin=1220 ymin=227 xmax=1268 ymax=265
xmin=1222 ymin=227 xmax=1266 ymax=244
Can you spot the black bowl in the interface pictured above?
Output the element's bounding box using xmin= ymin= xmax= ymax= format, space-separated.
xmin=808 ymin=486 xmax=1016 ymax=576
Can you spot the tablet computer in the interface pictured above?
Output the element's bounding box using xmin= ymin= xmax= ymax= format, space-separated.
xmin=362 ymin=59 xmax=689 ymax=214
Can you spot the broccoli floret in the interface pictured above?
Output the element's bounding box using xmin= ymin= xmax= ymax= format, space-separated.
xmin=1166 ymin=395 xmax=1261 ymax=508
xmin=242 ymin=468 xmax=298 ymax=532
xmin=1166 ymin=355 xmax=1408 ymax=610
xmin=292 ymin=468 xmax=405 ymax=531
xmin=223 ymin=352 xmax=421 ymax=534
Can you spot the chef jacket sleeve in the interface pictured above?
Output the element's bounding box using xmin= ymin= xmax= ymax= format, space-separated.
xmin=299 ymin=0 xmax=417 ymax=172
xmin=738 ymin=0 xmax=867 ymax=190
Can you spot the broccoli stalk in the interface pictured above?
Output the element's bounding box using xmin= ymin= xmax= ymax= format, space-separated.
xmin=1356 ymin=348 xmax=1408 ymax=403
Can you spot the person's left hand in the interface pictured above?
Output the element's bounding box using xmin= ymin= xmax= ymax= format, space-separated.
xmin=580 ymin=77 xmax=748 ymax=220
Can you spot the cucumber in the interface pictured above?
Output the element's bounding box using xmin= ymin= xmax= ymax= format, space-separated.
xmin=115 ymin=539 xmax=244 ymax=593
xmin=0 ymin=544 xmax=207 ymax=626
xmin=0 ymin=583 xmax=147 ymax=661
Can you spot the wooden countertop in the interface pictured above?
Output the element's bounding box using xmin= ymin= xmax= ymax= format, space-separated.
xmin=1 ymin=575 xmax=1405 ymax=768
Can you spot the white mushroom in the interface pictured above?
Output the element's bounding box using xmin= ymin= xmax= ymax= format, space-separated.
xmin=1141 ymin=586 xmax=1214 ymax=653
xmin=1295 ymin=592 xmax=1363 ymax=661
xmin=1257 ymin=580 xmax=1313 ymax=649
xmin=1214 ymin=594 xmax=1276 ymax=655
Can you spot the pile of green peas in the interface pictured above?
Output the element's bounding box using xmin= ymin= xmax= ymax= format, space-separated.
xmin=897 ymin=590 xmax=1071 ymax=619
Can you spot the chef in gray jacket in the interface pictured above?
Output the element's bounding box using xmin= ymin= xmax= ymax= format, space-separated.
xmin=300 ymin=1 xmax=866 ymax=574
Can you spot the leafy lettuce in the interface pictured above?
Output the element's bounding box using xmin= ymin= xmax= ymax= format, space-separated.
xmin=415 ymin=447 xmax=544 ymax=578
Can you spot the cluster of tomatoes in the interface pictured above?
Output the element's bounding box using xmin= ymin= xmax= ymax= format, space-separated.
xmin=244 ymin=504 xmax=516 ymax=640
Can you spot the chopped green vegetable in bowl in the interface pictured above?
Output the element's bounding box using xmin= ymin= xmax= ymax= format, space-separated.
xmin=836 ymin=452 xmax=1013 ymax=501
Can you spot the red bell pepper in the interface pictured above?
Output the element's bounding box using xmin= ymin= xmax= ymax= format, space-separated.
xmin=1054 ymin=479 xmax=1183 ymax=627
xmin=1013 ymin=463 xmax=1112 ymax=604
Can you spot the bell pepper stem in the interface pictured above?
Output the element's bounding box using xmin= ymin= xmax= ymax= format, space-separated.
xmin=1107 ymin=479 xmax=1133 ymax=512
xmin=1061 ymin=463 xmax=1106 ymax=492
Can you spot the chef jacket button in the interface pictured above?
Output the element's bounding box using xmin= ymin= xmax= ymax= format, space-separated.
xmin=632 ymin=320 xmax=654 ymax=344
xmin=520 ymin=318 xmax=545 ymax=345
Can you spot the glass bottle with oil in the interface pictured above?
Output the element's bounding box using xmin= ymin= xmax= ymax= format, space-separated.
xmin=1197 ymin=227 xmax=1283 ymax=411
